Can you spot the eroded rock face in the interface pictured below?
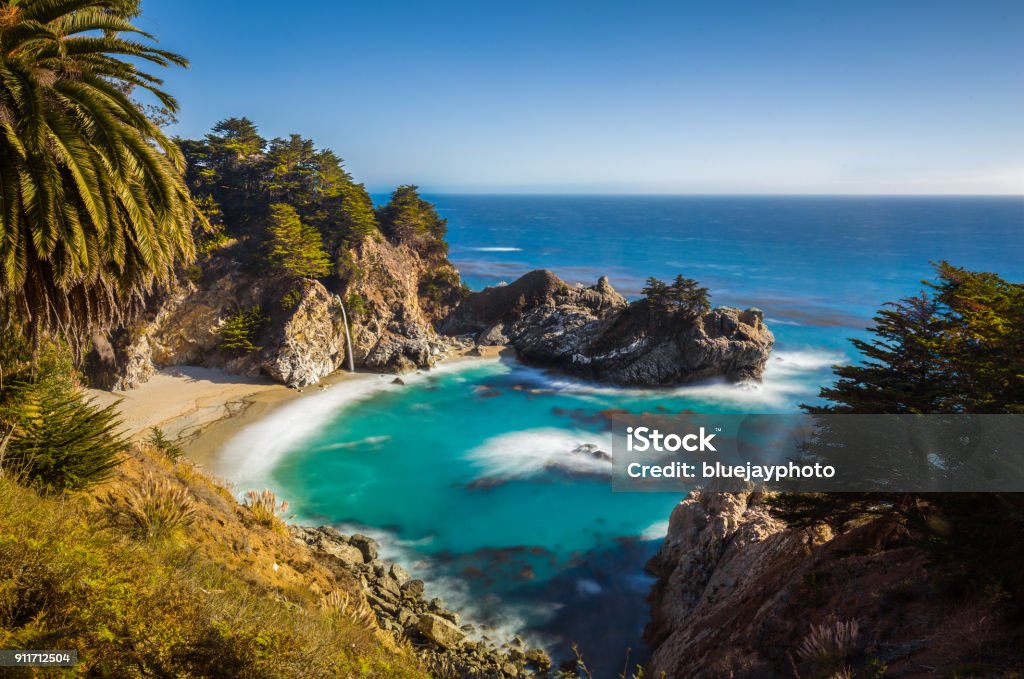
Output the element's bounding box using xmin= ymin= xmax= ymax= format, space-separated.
xmin=342 ymin=237 xmax=458 ymax=373
xmin=441 ymin=270 xmax=774 ymax=386
xmin=86 ymin=236 xmax=464 ymax=389
xmin=642 ymin=490 xmax=1024 ymax=678
xmin=643 ymin=491 xmax=799 ymax=678
xmin=260 ymin=280 xmax=349 ymax=388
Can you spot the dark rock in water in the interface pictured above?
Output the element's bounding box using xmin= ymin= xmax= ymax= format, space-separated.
xmin=390 ymin=562 xmax=411 ymax=584
xmin=440 ymin=270 xmax=774 ymax=386
xmin=525 ymin=648 xmax=552 ymax=671
xmin=571 ymin=443 xmax=612 ymax=462
xmin=392 ymin=377 xmax=406 ymax=385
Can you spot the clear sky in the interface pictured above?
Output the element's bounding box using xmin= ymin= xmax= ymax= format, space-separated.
xmin=139 ymin=1 xmax=1023 ymax=194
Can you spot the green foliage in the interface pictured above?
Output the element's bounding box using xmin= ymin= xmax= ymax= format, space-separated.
xmin=344 ymin=292 xmax=369 ymax=319
xmin=377 ymin=185 xmax=449 ymax=257
xmin=808 ymin=262 xmax=1023 ymax=415
xmin=280 ymin=289 xmax=303 ymax=312
xmin=180 ymin=120 xmax=381 ymax=252
xmin=0 ymin=343 xmax=125 ymax=493
xmin=773 ymin=263 xmax=1024 ymax=605
xmin=0 ymin=0 xmax=198 ymax=349
xmin=266 ymin=204 xmax=331 ymax=278
xmin=146 ymin=427 xmax=184 ymax=462
xmin=193 ymin=194 xmax=230 ymax=254
xmin=642 ymin=275 xmax=711 ymax=315
xmin=0 ymin=476 xmax=430 ymax=678
xmin=220 ymin=305 xmax=266 ymax=353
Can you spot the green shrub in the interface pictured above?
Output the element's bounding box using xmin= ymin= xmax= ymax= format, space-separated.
xmin=147 ymin=427 xmax=185 ymax=462
xmin=280 ymin=289 xmax=303 ymax=312
xmin=344 ymin=292 xmax=368 ymax=319
xmin=220 ymin=305 xmax=266 ymax=353
xmin=0 ymin=345 xmax=125 ymax=493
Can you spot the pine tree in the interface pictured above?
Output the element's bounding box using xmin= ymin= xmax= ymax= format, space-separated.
xmin=265 ymin=204 xmax=330 ymax=279
xmin=377 ymin=185 xmax=448 ymax=255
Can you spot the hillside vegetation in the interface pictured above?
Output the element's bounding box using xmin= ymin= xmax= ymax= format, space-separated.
xmin=0 ymin=439 xmax=431 ymax=678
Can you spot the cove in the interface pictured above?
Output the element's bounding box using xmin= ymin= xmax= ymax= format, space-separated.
xmin=214 ymin=350 xmax=837 ymax=670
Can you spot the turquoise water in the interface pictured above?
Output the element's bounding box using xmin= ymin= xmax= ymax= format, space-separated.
xmin=217 ymin=195 xmax=1024 ymax=673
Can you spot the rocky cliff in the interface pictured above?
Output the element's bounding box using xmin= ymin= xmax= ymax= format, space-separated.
xmin=341 ymin=236 xmax=461 ymax=372
xmin=644 ymin=491 xmax=1022 ymax=678
xmin=87 ymin=236 xmax=463 ymax=390
xmin=440 ymin=270 xmax=774 ymax=386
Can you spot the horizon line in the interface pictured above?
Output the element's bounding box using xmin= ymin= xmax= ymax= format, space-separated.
xmin=366 ymin=190 xmax=1024 ymax=199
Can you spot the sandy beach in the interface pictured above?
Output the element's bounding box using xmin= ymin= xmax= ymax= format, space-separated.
xmin=87 ymin=345 xmax=512 ymax=469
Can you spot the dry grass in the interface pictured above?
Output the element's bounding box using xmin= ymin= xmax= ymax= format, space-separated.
xmin=798 ymin=618 xmax=860 ymax=670
xmin=117 ymin=473 xmax=197 ymax=540
xmin=0 ymin=444 xmax=429 ymax=679
xmin=244 ymin=487 xmax=290 ymax=529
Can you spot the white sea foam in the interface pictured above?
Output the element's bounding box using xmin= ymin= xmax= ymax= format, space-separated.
xmin=314 ymin=435 xmax=392 ymax=452
xmin=465 ymin=428 xmax=613 ymax=480
xmin=469 ymin=246 xmax=523 ymax=252
xmin=506 ymin=348 xmax=845 ymax=410
xmin=640 ymin=520 xmax=670 ymax=541
xmin=323 ymin=521 xmax=557 ymax=649
xmin=215 ymin=358 xmax=502 ymax=489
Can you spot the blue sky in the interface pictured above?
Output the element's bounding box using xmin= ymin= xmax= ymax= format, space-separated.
xmin=139 ymin=1 xmax=1023 ymax=194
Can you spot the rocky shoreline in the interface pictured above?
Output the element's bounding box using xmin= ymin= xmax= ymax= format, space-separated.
xmin=291 ymin=525 xmax=554 ymax=678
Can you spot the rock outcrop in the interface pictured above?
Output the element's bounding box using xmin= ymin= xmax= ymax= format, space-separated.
xmin=291 ymin=526 xmax=553 ymax=678
xmin=341 ymin=237 xmax=459 ymax=373
xmin=87 ymin=236 xmax=465 ymax=390
xmin=644 ymin=491 xmax=1021 ymax=678
xmin=441 ymin=270 xmax=774 ymax=386
xmin=87 ymin=259 xmax=349 ymax=389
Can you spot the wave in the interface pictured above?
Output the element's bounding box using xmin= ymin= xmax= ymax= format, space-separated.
xmin=468 ymin=246 xmax=523 ymax=252
xmin=465 ymin=428 xmax=613 ymax=481
xmin=215 ymin=358 xmax=503 ymax=489
xmin=314 ymin=435 xmax=392 ymax=452
xmin=501 ymin=348 xmax=844 ymax=410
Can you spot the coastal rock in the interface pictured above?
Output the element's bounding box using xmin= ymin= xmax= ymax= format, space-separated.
xmin=341 ymin=237 xmax=460 ymax=373
xmin=259 ymin=280 xmax=349 ymax=388
xmin=416 ymin=613 xmax=467 ymax=649
xmin=441 ymin=270 xmax=774 ymax=385
xmin=642 ymin=489 xmax=1019 ymax=677
xmin=349 ymin=534 xmax=379 ymax=562
xmin=86 ymin=234 xmax=465 ymax=389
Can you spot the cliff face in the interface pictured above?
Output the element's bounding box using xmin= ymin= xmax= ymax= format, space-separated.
xmin=87 ymin=237 xmax=463 ymax=390
xmin=645 ymin=492 xmax=1021 ymax=678
xmin=341 ymin=237 xmax=461 ymax=373
xmin=440 ymin=270 xmax=774 ymax=385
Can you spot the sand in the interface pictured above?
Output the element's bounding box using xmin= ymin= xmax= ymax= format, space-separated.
xmin=87 ymin=346 xmax=514 ymax=468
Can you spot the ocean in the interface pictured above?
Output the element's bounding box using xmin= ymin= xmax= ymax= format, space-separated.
xmin=215 ymin=195 xmax=1024 ymax=675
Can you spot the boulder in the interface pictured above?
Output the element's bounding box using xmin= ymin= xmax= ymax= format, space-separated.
xmin=401 ymin=579 xmax=426 ymax=599
xmin=349 ymin=534 xmax=379 ymax=562
xmin=416 ymin=613 xmax=466 ymax=649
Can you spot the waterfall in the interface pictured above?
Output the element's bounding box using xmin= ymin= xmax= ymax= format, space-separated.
xmin=336 ymin=295 xmax=356 ymax=373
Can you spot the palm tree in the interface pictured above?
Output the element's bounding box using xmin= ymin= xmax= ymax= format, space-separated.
xmin=0 ymin=0 xmax=197 ymax=350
